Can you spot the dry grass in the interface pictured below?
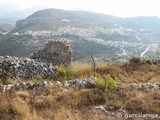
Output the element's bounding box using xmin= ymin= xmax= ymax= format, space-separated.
xmin=54 ymin=107 xmax=80 ymax=120
xmin=1 ymin=58 xmax=160 ymax=84
xmin=15 ymin=91 xmax=30 ymax=98
xmin=0 ymin=86 xmax=159 ymax=120
xmin=72 ymin=62 xmax=93 ymax=78
xmin=72 ymin=59 xmax=160 ymax=83
xmin=96 ymin=61 xmax=108 ymax=71
xmin=0 ymin=59 xmax=160 ymax=120
xmin=124 ymin=90 xmax=160 ymax=114
xmin=0 ymin=87 xmax=106 ymax=120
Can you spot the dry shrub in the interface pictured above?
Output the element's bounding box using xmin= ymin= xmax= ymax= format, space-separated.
xmin=107 ymin=65 xmax=126 ymax=75
xmin=72 ymin=60 xmax=160 ymax=83
xmin=28 ymin=88 xmax=105 ymax=119
xmin=72 ymin=62 xmax=93 ymax=78
xmin=105 ymin=94 xmax=123 ymax=111
xmin=96 ymin=62 xmax=108 ymax=71
xmin=0 ymin=94 xmax=10 ymax=110
xmin=75 ymin=89 xmax=106 ymax=107
xmin=80 ymin=108 xmax=108 ymax=120
xmin=123 ymin=57 xmax=147 ymax=72
xmin=53 ymin=89 xmax=106 ymax=108
xmin=32 ymin=96 xmax=51 ymax=110
xmin=125 ymin=97 xmax=145 ymax=113
xmin=0 ymin=84 xmax=159 ymax=120
xmin=54 ymin=107 xmax=80 ymax=120
xmin=15 ymin=91 xmax=30 ymax=100
xmin=0 ymin=58 xmax=160 ymax=120
xmin=0 ymin=94 xmax=13 ymax=120
xmin=149 ymin=90 xmax=160 ymax=100
xmin=143 ymin=90 xmax=160 ymax=114
xmin=145 ymin=100 xmax=160 ymax=114
xmin=10 ymin=97 xmax=42 ymax=120
xmin=11 ymin=97 xmax=30 ymax=117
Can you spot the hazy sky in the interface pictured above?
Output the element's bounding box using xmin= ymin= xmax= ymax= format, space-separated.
xmin=0 ymin=0 xmax=160 ymax=17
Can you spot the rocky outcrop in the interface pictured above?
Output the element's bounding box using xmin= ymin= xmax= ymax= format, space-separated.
xmin=30 ymin=39 xmax=72 ymax=66
xmin=0 ymin=39 xmax=72 ymax=79
xmin=130 ymin=82 xmax=160 ymax=89
xmin=0 ymin=56 xmax=53 ymax=79
xmin=0 ymin=78 xmax=96 ymax=92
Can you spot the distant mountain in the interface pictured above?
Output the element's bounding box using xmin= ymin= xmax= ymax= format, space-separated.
xmin=1 ymin=9 xmax=160 ymax=61
xmin=0 ymin=2 xmax=23 ymax=28
xmin=0 ymin=27 xmax=4 ymax=31
xmin=0 ymin=3 xmax=46 ymax=30
xmin=12 ymin=9 xmax=120 ymax=32
xmin=121 ymin=16 xmax=160 ymax=33
xmin=11 ymin=9 xmax=160 ymax=33
xmin=0 ymin=23 xmax=13 ymax=31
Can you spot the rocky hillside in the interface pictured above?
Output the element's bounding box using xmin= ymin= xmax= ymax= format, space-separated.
xmin=0 ymin=33 xmax=117 ymax=61
xmin=0 ymin=33 xmax=38 ymax=57
xmin=0 ymin=57 xmax=160 ymax=120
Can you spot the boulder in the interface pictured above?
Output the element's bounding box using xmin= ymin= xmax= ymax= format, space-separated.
xmin=30 ymin=39 xmax=72 ymax=66
xmin=0 ymin=56 xmax=53 ymax=79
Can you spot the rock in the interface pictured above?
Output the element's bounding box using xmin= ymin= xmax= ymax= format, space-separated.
xmin=0 ymin=56 xmax=54 ymax=79
xmin=130 ymin=82 xmax=160 ymax=89
xmin=63 ymin=81 xmax=70 ymax=88
xmin=54 ymin=81 xmax=62 ymax=86
xmin=130 ymin=83 xmax=139 ymax=89
xmin=0 ymin=78 xmax=96 ymax=92
xmin=153 ymin=83 xmax=160 ymax=89
xmin=30 ymin=39 xmax=72 ymax=66
xmin=95 ymin=105 xmax=108 ymax=113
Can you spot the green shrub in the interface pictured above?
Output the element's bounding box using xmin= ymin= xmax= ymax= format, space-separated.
xmin=53 ymin=64 xmax=73 ymax=80
xmin=145 ymin=57 xmax=153 ymax=64
xmin=95 ymin=74 xmax=117 ymax=91
xmin=130 ymin=57 xmax=153 ymax=64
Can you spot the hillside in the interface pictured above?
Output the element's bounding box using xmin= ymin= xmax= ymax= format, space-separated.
xmin=12 ymin=9 xmax=120 ymax=32
xmin=0 ymin=58 xmax=160 ymax=120
xmin=0 ymin=23 xmax=13 ymax=31
xmin=0 ymin=9 xmax=160 ymax=61
xmin=12 ymin=9 xmax=160 ymax=33
xmin=0 ymin=26 xmax=5 ymax=32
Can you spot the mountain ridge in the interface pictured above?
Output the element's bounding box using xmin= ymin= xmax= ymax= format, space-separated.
xmin=11 ymin=8 xmax=160 ymax=33
xmin=12 ymin=8 xmax=120 ymax=33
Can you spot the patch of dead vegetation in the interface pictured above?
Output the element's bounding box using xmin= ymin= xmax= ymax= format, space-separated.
xmin=0 ymin=58 xmax=159 ymax=120
xmin=0 ymin=86 xmax=159 ymax=120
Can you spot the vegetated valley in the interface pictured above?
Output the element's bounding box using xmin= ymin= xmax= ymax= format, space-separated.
xmin=0 ymin=6 xmax=160 ymax=120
